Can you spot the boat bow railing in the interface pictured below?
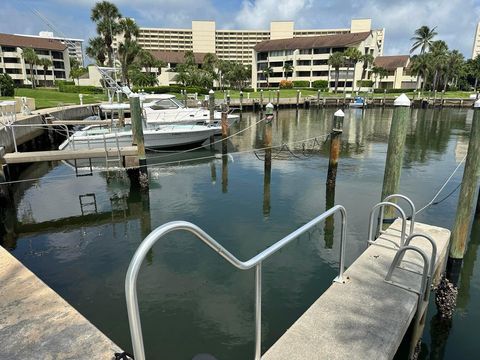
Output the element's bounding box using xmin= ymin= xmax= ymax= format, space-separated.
xmin=125 ymin=205 xmax=347 ymax=360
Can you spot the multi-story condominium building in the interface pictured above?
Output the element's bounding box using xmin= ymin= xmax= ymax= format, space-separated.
xmin=0 ymin=33 xmax=71 ymax=86
xmin=117 ymin=18 xmax=384 ymax=66
xmin=251 ymin=31 xmax=383 ymax=90
xmin=373 ymin=55 xmax=418 ymax=89
xmin=472 ymin=22 xmax=480 ymax=59
xmin=15 ymin=31 xmax=84 ymax=65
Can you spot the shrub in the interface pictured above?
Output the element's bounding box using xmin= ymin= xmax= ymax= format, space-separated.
xmin=373 ymin=88 xmax=410 ymax=94
xmin=58 ymin=84 xmax=104 ymax=94
xmin=357 ymin=80 xmax=374 ymax=88
xmin=56 ymin=80 xmax=75 ymax=86
xmin=279 ymin=80 xmax=293 ymax=89
xmin=312 ymin=80 xmax=328 ymax=90
xmin=293 ymin=80 xmax=310 ymax=88
xmin=0 ymin=73 xmax=15 ymax=97
xmin=240 ymin=88 xmax=254 ymax=92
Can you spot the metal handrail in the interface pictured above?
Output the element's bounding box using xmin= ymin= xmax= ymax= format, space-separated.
xmin=368 ymin=201 xmax=407 ymax=248
xmin=384 ymin=245 xmax=431 ymax=305
xmin=401 ymin=233 xmax=437 ymax=279
xmin=380 ymin=194 xmax=416 ymax=236
xmin=125 ymin=205 xmax=347 ymax=360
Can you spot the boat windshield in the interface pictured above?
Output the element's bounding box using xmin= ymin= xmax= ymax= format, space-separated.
xmin=171 ymin=97 xmax=186 ymax=108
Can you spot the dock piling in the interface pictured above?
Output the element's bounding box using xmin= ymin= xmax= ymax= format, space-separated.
xmin=448 ymin=99 xmax=480 ymax=267
xmin=239 ymin=91 xmax=243 ymax=112
xmin=263 ymin=103 xmax=274 ymax=216
xmin=381 ymin=94 xmax=411 ymax=220
xmin=129 ymin=94 xmax=148 ymax=187
xmin=209 ymin=89 xmax=215 ymax=147
xmin=326 ymin=109 xmax=344 ymax=190
xmin=296 ymin=90 xmax=300 ymax=108
xmin=260 ymin=90 xmax=264 ymax=113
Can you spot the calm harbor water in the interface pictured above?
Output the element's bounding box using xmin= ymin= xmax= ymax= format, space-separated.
xmin=1 ymin=107 xmax=479 ymax=359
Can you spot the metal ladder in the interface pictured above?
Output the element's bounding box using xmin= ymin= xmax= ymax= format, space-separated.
xmin=79 ymin=193 xmax=98 ymax=215
xmin=103 ymin=132 xmax=122 ymax=175
xmin=124 ymin=205 xmax=348 ymax=360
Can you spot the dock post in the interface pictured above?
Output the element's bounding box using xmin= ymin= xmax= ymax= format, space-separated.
xmin=441 ymin=90 xmax=445 ymax=108
xmin=296 ymin=90 xmax=300 ymax=108
xmin=184 ymin=89 xmax=188 ymax=107
xmin=317 ymin=90 xmax=320 ymax=108
xmin=433 ymin=90 xmax=437 ymax=107
xmin=448 ymin=99 xmax=480 ymax=280
xmin=239 ymin=91 xmax=243 ymax=112
xmin=263 ymin=103 xmax=274 ymax=216
xmin=221 ymin=106 xmax=229 ymax=193
xmin=276 ymin=89 xmax=280 ymax=109
xmin=260 ymin=90 xmax=264 ymax=113
xmin=129 ymin=94 xmax=148 ymax=187
xmin=381 ymin=94 xmax=411 ymax=220
xmin=383 ymin=89 xmax=387 ymax=107
xmin=326 ymin=109 xmax=344 ymax=190
xmin=209 ymin=89 xmax=215 ymax=147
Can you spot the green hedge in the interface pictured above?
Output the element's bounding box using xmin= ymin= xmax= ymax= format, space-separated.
xmin=312 ymin=80 xmax=328 ymax=89
xmin=56 ymin=80 xmax=75 ymax=86
xmin=373 ymin=88 xmax=410 ymax=94
xmin=293 ymin=80 xmax=310 ymax=88
xmin=357 ymin=80 xmax=374 ymax=87
xmin=58 ymin=84 xmax=104 ymax=94
xmin=133 ymin=85 xmax=209 ymax=95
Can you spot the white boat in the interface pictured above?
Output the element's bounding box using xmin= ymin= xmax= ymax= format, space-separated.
xmin=59 ymin=123 xmax=219 ymax=150
xmin=139 ymin=94 xmax=240 ymax=129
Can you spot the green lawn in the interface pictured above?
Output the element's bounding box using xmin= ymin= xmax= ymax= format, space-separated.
xmin=0 ymin=88 xmax=107 ymax=109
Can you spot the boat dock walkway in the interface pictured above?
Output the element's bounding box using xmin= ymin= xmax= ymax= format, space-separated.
xmin=263 ymin=219 xmax=450 ymax=360
xmin=0 ymin=245 xmax=122 ymax=359
xmin=3 ymin=146 xmax=138 ymax=164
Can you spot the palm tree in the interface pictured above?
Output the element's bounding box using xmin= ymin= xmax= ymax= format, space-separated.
xmin=262 ymin=66 xmax=273 ymax=87
xmin=344 ymin=47 xmax=363 ymax=94
xmin=360 ymin=53 xmax=375 ymax=81
xmin=118 ymin=40 xmax=140 ymax=85
xmin=119 ymin=17 xmax=139 ymax=42
xmin=468 ymin=55 xmax=480 ymax=92
xmin=429 ymin=40 xmax=449 ymax=91
xmin=86 ymin=37 xmax=107 ymax=65
xmin=39 ymin=58 xmax=52 ymax=87
xmin=443 ymin=50 xmax=464 ymax=91
xmin=410 ymin=54 xmax=430 ymax=91
xmin=283 ymin=63 xmax=293 ymax=80
xmin=328 ymin=52 xmax=345 ymax=93
xmin=91 ymin=1 xmax=122 ymax=67
xmin=410 ymin=26 xmax=437 ymax=54
xmin=70 ymin=66 xmax=87 ymax=85
xmin=22 ymin=48 xmax=38 ymax=89
xmin=371 ymin=66 xmax=388 ymax=89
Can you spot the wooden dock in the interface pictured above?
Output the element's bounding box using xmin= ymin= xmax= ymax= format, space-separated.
xmin=263 ymin=219 xmax=450 ymax=360
xmin=0 ymin=245 xmax=122 ymax=359
xmin=3 ymin=146 xmax=138 ymax=164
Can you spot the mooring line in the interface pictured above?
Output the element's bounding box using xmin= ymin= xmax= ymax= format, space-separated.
xmin=415 ymin=154 xmax=467 ymax=215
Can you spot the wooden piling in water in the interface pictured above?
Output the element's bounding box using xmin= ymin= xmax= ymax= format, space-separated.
xmin=209 ymin=89 xmax=215 ymax=147
xmin=263 ymin=103 xmax=274 ymax=216
xmin=381 ymin=94 xmax=411 ymax=219
xmin=449 ymin=100 xmax=480 ymax=262
xmin=326 ymin=109 xmax=344 ymax=190
xmin=239 ymin=91 xmax=243 ymax=112
xmin=221 ymin=106 xmax=229 ymax=193
xmin=276 ymin=90 xmax=280 ymax=108
xmin=317 ymin=90 xmax=320 ymax=108
xmin=130 ymin=94 xmax=147 ymax=174
xmin=296 ymin=90 xmax=300 ymax=108
xmin=260 ymin=90 xmax=264 ymax=112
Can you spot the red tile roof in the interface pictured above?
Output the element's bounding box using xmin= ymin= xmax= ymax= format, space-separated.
xmin=0 ymin=33 xmax=67 ymax=51
xmin=374 ymin=55 xmax=410 ymax=70
xmin=253 ymin=32 xmax=371 ymax=52
xmin=149 ymin=51 xmax=207 ymax=64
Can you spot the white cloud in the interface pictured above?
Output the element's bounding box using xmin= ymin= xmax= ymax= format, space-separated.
xmin=233 ymin=0 xmax=313 ymax=29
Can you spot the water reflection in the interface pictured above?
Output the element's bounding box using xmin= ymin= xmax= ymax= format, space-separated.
xmin=2 ymin=108 xmax=478 ymax=360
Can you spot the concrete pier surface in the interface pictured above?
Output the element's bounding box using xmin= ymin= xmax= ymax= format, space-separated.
xmin=0 ymin=245 xmax=122 ymax=359
xmin=263 ymin=220 xmax=450 ymax=360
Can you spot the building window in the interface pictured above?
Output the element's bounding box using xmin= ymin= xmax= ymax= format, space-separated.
xmin=54 ymin=70 xmax=66 ymax=78
xmin=313 ymin=59 xmax=328 ymax=66
xmin=297 ymin=71 xmax=311 ymax=77
xmin=257 ymin=52 xmax=268 ymax=61
xmin=314 ymin=48 xmax=330 ymax=54
xmin=53 ymin=61 xmax=65 ymax=69
xmin=52 ymin=52 xmax=63 ymax=59
xmin=269 ymin=50 xmax=284 ymax=57
xmin=6 ymin=68 xmax=21 ymax=74
xmin=332 ymin=47 xmax=346 ymax=53
xmin=269 ymin=61 xmax=283 ymax=67
xmin=297 ymin=60 xmax=311 ymax=66
xmin=285 ymin=50 xmax=293 ymax=56
xmin=312 ymin=71 xmax=329 ymax=77
xmin=299 ymin=49 xmax=311 ymax=55
xmin=36 ymin=50 xmax=49 ymax=56
xmin=3 ymin=57 xmax=19 ymax=63
xmin=1 ymin=46 xmax=16 ymax=52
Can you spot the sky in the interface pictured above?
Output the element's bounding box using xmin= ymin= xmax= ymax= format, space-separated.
xmin=1 ymin=0 xmax=479 ymax=60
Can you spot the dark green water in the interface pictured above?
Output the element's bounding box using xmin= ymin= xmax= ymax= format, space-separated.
xmin=1 ymin=107 xmax=479 ymax=359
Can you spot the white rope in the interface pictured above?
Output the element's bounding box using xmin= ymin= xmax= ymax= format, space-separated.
xmin=415 ymin=154 xmax=467 ymax=214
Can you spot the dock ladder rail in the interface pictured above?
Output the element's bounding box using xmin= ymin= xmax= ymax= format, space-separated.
xmin=367 ymin=194 xmax=416 ymax=250
xmin=125 ymin=205 xmax=348 ymax=360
